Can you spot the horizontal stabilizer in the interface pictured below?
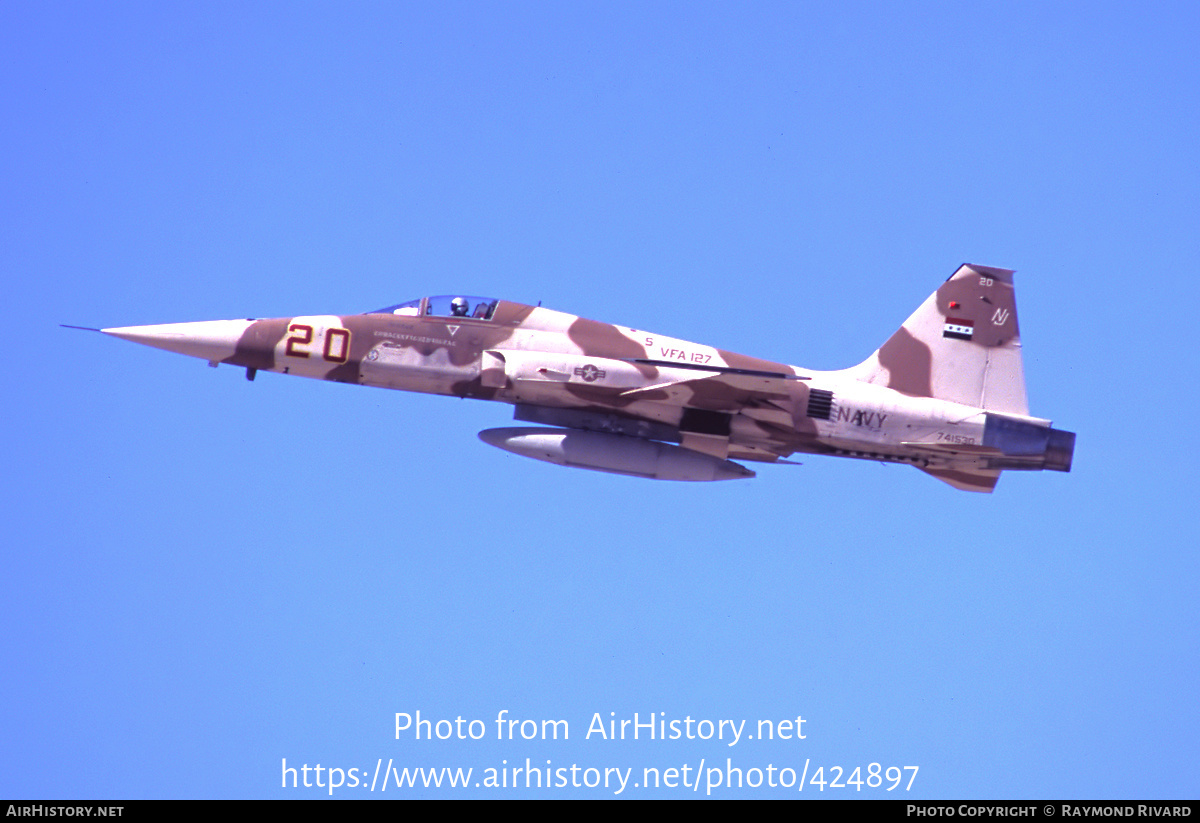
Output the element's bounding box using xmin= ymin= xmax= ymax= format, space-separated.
xmin=920 ymin=466 xmax=1001 ymax=493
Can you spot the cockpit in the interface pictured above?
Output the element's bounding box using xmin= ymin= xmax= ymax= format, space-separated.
xmin=368 ymin=295 xmax=499 ymax=320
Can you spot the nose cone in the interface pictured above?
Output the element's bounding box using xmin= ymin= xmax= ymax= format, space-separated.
xmin=101 ymin=320 xmax=255 ymax=363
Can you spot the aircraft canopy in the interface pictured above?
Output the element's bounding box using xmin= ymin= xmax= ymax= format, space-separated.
xmin=369 ymin=295 xmax=499 ymax=320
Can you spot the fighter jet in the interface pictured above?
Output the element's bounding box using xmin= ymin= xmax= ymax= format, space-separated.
xmin=78 ymin=264 xmax=1074 ymax=491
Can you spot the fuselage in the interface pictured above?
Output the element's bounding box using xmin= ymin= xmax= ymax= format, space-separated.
xmin=97 ymin=267 xmax=1076 ymax=491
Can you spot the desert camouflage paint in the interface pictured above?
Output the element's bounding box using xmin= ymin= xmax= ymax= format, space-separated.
xmin=96 ymin=265 xmax=1074 ymax=491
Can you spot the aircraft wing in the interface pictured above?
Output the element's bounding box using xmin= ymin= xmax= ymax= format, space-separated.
xmin=616 ymin=358 xmax=806 ymax=405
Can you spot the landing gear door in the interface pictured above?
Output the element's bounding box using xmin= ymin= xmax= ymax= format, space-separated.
xmin=481 ymin=350 xmax=506 ymax=388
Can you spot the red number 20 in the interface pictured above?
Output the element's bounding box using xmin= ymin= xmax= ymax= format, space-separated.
xmin=285 ymin=324 xmax=351 ymax=363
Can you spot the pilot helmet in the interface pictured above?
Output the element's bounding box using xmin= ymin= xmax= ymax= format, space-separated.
xmin=450 ymin=297 xmax=469 ymax=315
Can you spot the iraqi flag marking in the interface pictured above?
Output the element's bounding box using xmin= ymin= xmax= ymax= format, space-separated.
xmin=943 ymin=317 xmax=974 ymax=340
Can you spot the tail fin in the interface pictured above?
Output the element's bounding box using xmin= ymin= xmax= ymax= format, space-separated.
xmin=849 ymin=263 xmax=1029 ymax=415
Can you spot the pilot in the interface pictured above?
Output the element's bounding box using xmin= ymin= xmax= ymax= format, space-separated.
xmin=450 ymin=296 xmax=470 ymax=317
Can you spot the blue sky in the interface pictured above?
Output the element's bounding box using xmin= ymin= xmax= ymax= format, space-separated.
xmin=4 ymin=1 xmax=1197 ymax=799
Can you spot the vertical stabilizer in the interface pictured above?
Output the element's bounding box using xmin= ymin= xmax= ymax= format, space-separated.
xmin=849 ymin=264 xmax=1029 ymax=415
